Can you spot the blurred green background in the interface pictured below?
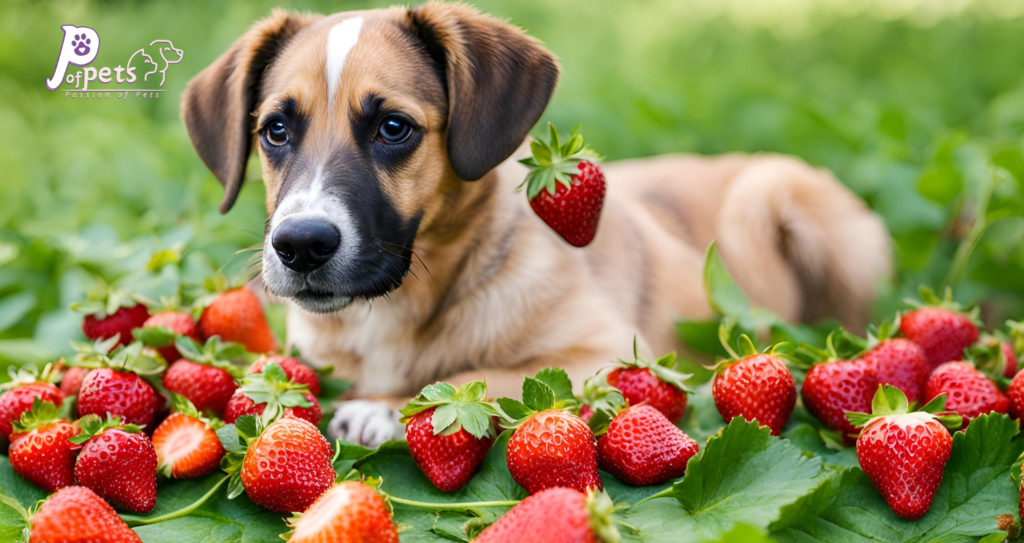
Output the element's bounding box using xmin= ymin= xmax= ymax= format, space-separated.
xmin=1 ymin=0 xmax=1023 ymax=373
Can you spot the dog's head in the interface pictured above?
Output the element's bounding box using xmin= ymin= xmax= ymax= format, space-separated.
xmin=152 ymin=40 xmax=183 ymax=66
xmin=182 ymin=3 xmax=559 ymax=313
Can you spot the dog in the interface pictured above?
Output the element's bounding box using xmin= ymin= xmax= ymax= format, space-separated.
xmin=181 ymin=2 xmax=891 ymax=447
xmin=127 ymin=39 xmax=183 ymax=87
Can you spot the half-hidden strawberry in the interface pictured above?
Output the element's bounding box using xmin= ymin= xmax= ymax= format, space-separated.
xmin=474 ymin=487 xmax=621 ymax=543
xmin=71 ymin=414 xmax=158 ymax=513
xmin=223 ymin=361 xmax=321 ymax=426
xmin=250 ymin=355 xmax=321 ymax=397
xmin=801 ymin=358 xmax=875 ymax=445
xmin=73 ymin=341 xmax=162 ymax=427
xmin=500 ymin=369 xmax=601 ymax=495
xmin=924 ymin=361 xmax=1008 ymax=427
xmin=519 ymin=123 xmax=606 ymax=247
xmin=136 ymin=309 xmax=201 ymax=362
xmin=401 ymin=381 xmax=499 ymax=492
xmin=846 ymin=385 xmax=961 ymax=520
xmin=596 ymin=404 xmax=699 ymax=486
xmin=73 ymin=285 xmax=150 ymax=348
xmin=284 ymin=481 xmax=399 ymax=543
xmin=162 ymin=336 xmax=244 ymax=416
xmin=968 ymin=334 xmax=1019 ymax=380
xmin=22 ymin=486 xmax=142 ymax=543
xmin=712 ymin=333 xmax=796 ymax=436
xmin=60 ymin=366 xmax=89 ymax=398
xmin=197 ymin=283 xmax=278 ymax=354
xmin=151 ymin=393 xmax=226 ymax=479
xmin=8 ymin=398 xmax=80 ymax=493
xmin=900 ymin=286 xmax=980 ymax=369
xmin=222 ymin=414 xmax=335 ymax=514
xmin=0 ymin=364 xmax=63 ymax=439
xmin=604 ymin=338 xmax=690 ymax=423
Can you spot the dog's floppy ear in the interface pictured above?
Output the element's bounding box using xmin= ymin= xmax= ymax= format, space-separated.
xmin=181 ymin=10 xmax=315 ymax=213
xmin=409 ymin=3 xmax=560 ymax=181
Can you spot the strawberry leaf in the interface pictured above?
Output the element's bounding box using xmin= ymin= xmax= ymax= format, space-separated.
xmin=533 ymin=367 xmax=575 ymax=403
xmin=133 ymin=326 xmax=177 ymax=349
xmin=522 ymin=377 xmax=556 ymax=412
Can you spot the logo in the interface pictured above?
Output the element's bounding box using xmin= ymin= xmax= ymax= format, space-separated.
xmin=46 ymin=24 xmax=183 ymax=99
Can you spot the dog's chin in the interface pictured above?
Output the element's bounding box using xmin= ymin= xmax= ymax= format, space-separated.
xmin=290 ymin=290 xmax=355 ymax=314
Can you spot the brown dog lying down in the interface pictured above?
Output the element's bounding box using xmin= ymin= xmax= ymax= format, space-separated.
xmin=181 ymin=2 xmax=891 ymax=446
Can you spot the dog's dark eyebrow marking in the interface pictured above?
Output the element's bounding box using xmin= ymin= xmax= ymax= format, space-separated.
xmin=348 ymin=93 xmax=385 ymax=141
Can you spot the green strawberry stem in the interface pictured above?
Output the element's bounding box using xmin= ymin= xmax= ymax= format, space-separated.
xmin=517 ymin=123 xmax=602 ymax=200
xmin=631 ymin=488 xmax=674 ymax=508
xmin=381 ymin=492 xmax=520 ymax=511
xmin=120 ymin=475 xmax=229 ymax=526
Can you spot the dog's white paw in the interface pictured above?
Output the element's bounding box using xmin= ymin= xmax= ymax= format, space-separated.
xmin=327 ymin=400 xmax=404 ymax=448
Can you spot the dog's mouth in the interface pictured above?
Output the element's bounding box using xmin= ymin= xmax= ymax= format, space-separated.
xmin=290 ymin=288 xmax=354 ymax=314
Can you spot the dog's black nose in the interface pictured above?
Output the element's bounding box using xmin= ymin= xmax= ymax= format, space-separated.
xmin=272 ymin=217 xmax=341 ymax=273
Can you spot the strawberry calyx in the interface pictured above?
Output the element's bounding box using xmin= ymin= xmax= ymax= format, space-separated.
xmin=496 ymin=368 xmax=580 ymax=428
xmin=399 ymin=381 xmax=501 ymax=440
xmin=845 ymin=385 xmax=962 ymax=437
xmin=173 ymin=336 xmax=248 ymax=378
xmin=1008 ymin=320 xmax=1024 ymax=359
xmin=68 ymin=339 xmax=165 ymax=376
xmin=190 ymin=271 xmax=253 ymax=318
xmin=580 ymin=374 xmax=626 ymax=436
xmin=903 ymin=286 xmax=982 ymax=327
xmin=966 ymin=335 xmax=1013 ymax=384
xmin=709 ymin=322 xmax=794 ymax=373
xmin=616 ymin=336 xmax=692 ymax=393
xmin=798 ymin=328 xmax=870 ymax=368
xmin=70 ymin=281 xmax=145 ymax=320
xmin=69 ymin=413 xmax=142 ymax=445
xmin=168 ymin=392 xmax=224 ymax=430
xmin=220 ymin=414 xmax=264 ymax=500
xmin=10 ymin=397 xmax=62 ymax=435
xmin=0 ymin=362 xmax=58 ymax=391
xmin=236 ymin=362 xmax=313 ymax=427
xmin=586 ymin=489 xmax=624 ymax=543
xmin=517 ymin=123 xmax=603 ymax=201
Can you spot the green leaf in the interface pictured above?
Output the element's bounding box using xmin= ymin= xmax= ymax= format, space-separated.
xmin=215 ymin=423 xmax=245 ymax=453
xmin=533 ymin=368 xmax=574 ymax=403
xmin=703 ymin=242 xmax=779 ymax=331
xmin=495 ymin=398 xmax=532 ymax=422
xmin=521 ymin=377 xmax=556 ymax=412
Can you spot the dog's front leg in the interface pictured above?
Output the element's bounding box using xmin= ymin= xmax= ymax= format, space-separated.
xmin=327 ymin=395 xmax=410 ymax=448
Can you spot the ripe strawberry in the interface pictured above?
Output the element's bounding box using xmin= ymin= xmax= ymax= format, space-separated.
xmin=1007 ymin=370 xmax=1024 ymax=420
xmin=224 ymin=361 xmax=321 ymax=426
xmin=596 ymin=405 xmax=699 ymax=485
xmin=847 ymin=386 xmax=960 ymax=520
xmin=862 ymin=338 xmax=930 ymax=404
xmin=1003 ymin=342 xmax=1019 ymax=377
xmin=151 ymin=394 xmax=226 ymax=479
xmin=519 ymin=124 xmax=606 ymax=247
xmin=60 ymin=366 xmax=89 ymax=397
xmin=925 ymin=361 xmax=1009 ymax=427
xmin=228 ymin=416 xmax=335 ymax=513
xmin=900 ymin=287 xmax=979 ymax=368
xmin=712 ymin=336 xmax=796 ymax=436
xmin=968 ymin=335 xmax=1019 ymax=380
xmin=579 ymin=404 xmax=594 ymax=422
xmin=251 ymin=355 xmax=321 ymax=397
xmin=75 ymin=287 xmax=150 ymax=348
xmin=604 ymin=341 xmax=690 ymax=423
xmin=801 ymin=359 xmax=875 ymax=445
xmin=285 ymin=482 xmax=399 ymax=543
xmin=474 ymin=487 xmax=620 ymax=543
xmin=163 ymin=336 xmax=244 ymax=416
xmin=0 ymin=379 xmax=63 ymax=439
xmin=401 ymin=381 xmax=498 ymax=492
xmin=77 ymin=368 xmax=158 ymax=427
xmin=198 ymin=287 xmax=278 ymax=354
xmin=71 ymin=415 xmax=158 ymax=513
xmin=139 ymin=310 xmax=200 ymax=362
xmin=507 ymin=409 xmax=601 ymax=495
xmin=28 ymin=486 xmax=141 ymax=543
xmin=8 ymin=398 xmax=80 ymax=493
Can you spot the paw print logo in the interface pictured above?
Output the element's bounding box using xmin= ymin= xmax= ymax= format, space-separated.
xmin=71 ymin=34 xmax=91 ymax=57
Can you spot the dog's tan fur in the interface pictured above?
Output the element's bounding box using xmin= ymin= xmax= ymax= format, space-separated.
xmin=182 ymin=3 xmax=891 ymax=410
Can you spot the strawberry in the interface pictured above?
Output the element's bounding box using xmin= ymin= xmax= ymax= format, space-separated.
xmin=579 ymin=404 xmax=594 ymax=422
xmin=604 ymin=340 xmax=690 ymax=423
xmin=162 ymin=336 xmax=244 ymax=416
xmin=801 ymin=359 xmax=875 ymax=445
xmin=73 ymin=340 xmax=162 ymax=427
xmin=223 ymin=415 xmax=335 ymax=514
xmin=8 ymin=398 xmax=80 ymax=493
xmin=138 ymin=310 xmax=201 ymax=362
xmin=151 ymin=394 xmax=226 ymax=479
xmin=474 ymin=487 xmax=620 ymax=543
xmin=862 ymin=338 xmax=930 ymax=404
xmin=712 ymin=335 xmax=796 ymax=436
xmin=198 ymin=287 xmax=278 ymax=354
xmin=27 ymin=486 xmax=141 ymax=543
xmin=1008 ymin=369 xmax=1024 ymax=420
xmin=401 ymin=381 xmax=498 ymax=492
xmin=0 ymin=368 xmax=63 ymax=439
xmin=71 ymin=415 xmax=158 ymax=513
xmin=968 ymin=335 xmax=1019 ymax=380
xmin=900 ymin=287 xmax=980 ymax=369
xmin=846 ymin=385 xmax=961 ymax=520
xmin=60 ymin=366 xmax=89 ymax=397
xmin=1003 ymin=342 xmax=1019 ymax=378
xmin=519 ymin=124 xmax=606 ymax=247
xmin=74 ymin=286 xmax=150 ymax=348
xmin=596 ymin=405 xmax=699 ymax=485
xmin=284 ymin=482 xmax=399 ymax=543
xmin=224 ymin=361 xmax=321 ymax=426
xmin=924 ymin=361 xmax=1009 ymax=427
xmin=251 ymin=355 xmax=321 ymax=397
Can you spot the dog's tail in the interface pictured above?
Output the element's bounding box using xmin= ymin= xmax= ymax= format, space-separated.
xmin=714 ymin=156 xmax=891 ymax=332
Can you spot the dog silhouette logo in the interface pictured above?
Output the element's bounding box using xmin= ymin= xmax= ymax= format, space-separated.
xmin=127 ymin=40 xmax=183 ymax=87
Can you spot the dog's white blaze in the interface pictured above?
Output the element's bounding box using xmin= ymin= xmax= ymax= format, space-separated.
xmin=325 ymin=17 xmax=363 ymax=107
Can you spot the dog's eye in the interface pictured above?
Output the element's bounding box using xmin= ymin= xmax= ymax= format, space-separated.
xmin=266 ymin=121 xmax=289 ymax=146
xmin=377 ymin=116 xmax=412 ymax=145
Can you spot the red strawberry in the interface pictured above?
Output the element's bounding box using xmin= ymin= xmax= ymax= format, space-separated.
xmin=75 ymin=287 xmax=150 ymax=348
xmin=596 ymin=405 xmax=699 ymax=485
xmin=1003 ymin=342 xmax=1019 ymax=378
xmin=968 ymin=336 xmax=1019 ymax=380
xmin=72 ymin=415 xmax=158 ymax=513
xmin=401 ymin=381 xmax=497 ymax=492
xmin=162 ymin=337 xmax=244 ymax=416
xmin=0 ymin=380 xmax=63 ymax=439
xmin=198 ymin=287 xmax=278 ymax=354
xmin=900 ymin=288 xmax=979 ymax=369
xmin=251 ymin=355 xmax=321 ymax=397
xmin=151 ymin=394 xmax=226 ymax=479
xmin=60 ymin=366 xmax=89 ymax=397
xmin=604 ymin=342 xmax=690 ymax=423
xmin=925 ymin=361 xmax=1008 ymax=427
xmin=1007 ymin=370 xmax=1024 ymax=420
xmin=285 ymin=482 xmax=399 ymax=543
xmin=520 ymin=124 xmax=606 ymax=247
xmin=847 ymin=386 xmax=960 ymax=520
xmin=77 ymin=368 xmax=158 ymax=427
xmin=474 ymin=487 xmax=620 ymax=543
xmin=507 ymin=409 xmax=601 ymax=495
xmin=224 ymin=361 xmax=321 ymax=426
xmin=712 ymin=337 xmax=796 ymax=436
xmin=140 ymin=310 xmax=200 ymax=362
xmin=579 ymin=404 xmax=594 ymax=422
xmin=28 ymin=486 xmax=141 ymax=543
xmin=8 ymin=399 xmax=80 ymax=493
xmin=233 ymin=416 xmax=335 ymax=513
xmin=801 ymin=359 xmax=875 ymax=445
xmin=224 ymin=389 xmax=321 ymax=426
xmin=862 ymin=338 xmax=930 ymax=404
